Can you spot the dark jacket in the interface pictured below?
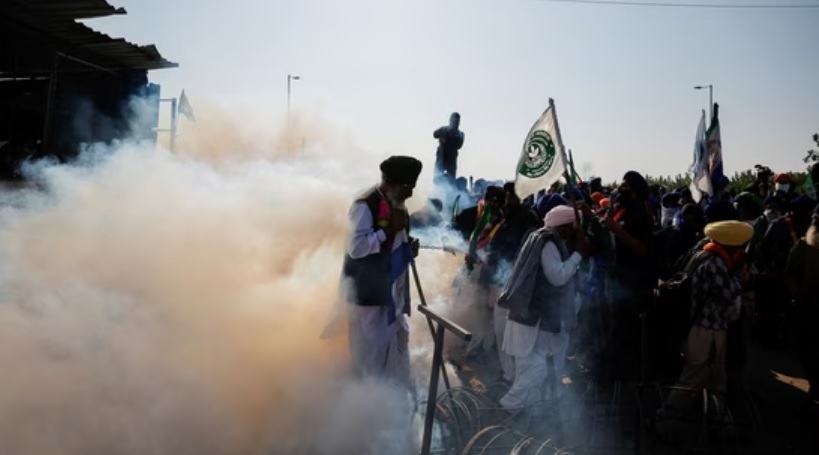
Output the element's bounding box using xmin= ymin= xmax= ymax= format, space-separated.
xmin=484 ymin=205 xmax=543 ymax=285
xmin=506 ymin=232 xmax=575 ymax=334
xmin=340 ymin=189 xmax=410 ymax=316
xmin=433 ymin=126 xmax=464 ymax=167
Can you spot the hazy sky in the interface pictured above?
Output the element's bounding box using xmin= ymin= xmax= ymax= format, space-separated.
xmin=88 ymin=0 xmax=819 ymax=182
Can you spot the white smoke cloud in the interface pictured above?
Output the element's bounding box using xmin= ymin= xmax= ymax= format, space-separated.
xmin=0 ymin=98 xmax=474 ymax=455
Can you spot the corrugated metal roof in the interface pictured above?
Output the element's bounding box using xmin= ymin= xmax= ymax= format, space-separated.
xmin=9 ymin=0 xmax=127 ymax=20
xmin=0 ymin=0 xmax=178 ymax=74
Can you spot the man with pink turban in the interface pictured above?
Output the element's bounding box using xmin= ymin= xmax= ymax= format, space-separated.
xmin=496 ymin=205 xmax=592 ymax=409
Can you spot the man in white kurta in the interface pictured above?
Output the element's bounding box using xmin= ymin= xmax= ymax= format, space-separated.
xmin=346 ymin=208 xmax=413 ymax=389
xmin=500 ymin=205 xmax=589 ymax=409
xmin=342 ymin=156 xmax=422 ymax=391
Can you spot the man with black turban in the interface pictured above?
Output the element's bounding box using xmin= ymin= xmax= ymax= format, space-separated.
xmin=604 ymin=170 xmax=655 ymax=380
xmin=338 ymin=155 xmax=423 ymax=388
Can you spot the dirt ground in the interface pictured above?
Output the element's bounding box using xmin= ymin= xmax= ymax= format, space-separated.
xmin=437 ymin=338 xmax=818 ymax=455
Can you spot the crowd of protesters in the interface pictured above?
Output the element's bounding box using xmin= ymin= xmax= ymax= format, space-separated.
xmin=410 ymin=167 xmax=818 ymax=428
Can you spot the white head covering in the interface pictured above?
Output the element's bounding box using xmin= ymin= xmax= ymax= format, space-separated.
xmin=543 ymin=205 xmax=578 ymax=228
xmin=661 ymin=206 xmax=680 ymax=228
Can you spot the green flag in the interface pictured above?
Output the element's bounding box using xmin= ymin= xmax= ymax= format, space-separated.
xmin=805 ymin=165 xmax=817 ymax=200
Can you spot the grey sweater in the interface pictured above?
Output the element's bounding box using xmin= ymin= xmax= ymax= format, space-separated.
xmin=497 ymin=227 xmax=553 ymax=316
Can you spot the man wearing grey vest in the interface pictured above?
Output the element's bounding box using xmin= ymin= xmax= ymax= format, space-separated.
xmin=341 ymin=156 xmax=422 ymax=390
xmin=498 ymin=205 xmax=591 ymax=410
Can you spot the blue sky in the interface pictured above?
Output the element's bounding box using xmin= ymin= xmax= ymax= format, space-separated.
xmin=88 ymin=0 xmax=819 ymax=182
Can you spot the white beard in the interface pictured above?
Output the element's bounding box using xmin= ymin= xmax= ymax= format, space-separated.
xmin=388 ymin=196 xmax=406 ymax=210
xmin=661 ymin=207 xmax=679 ymax=228
xmin=382 ymin=188 xmax=405 ymax=209
xmin=764 ymin=210 xmax=780 ymax=222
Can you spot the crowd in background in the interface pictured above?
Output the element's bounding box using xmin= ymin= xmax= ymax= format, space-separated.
xmin=410 ymin=167 xmax=819 ymax=426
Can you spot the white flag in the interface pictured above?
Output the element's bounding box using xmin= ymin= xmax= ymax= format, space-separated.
xmin=178 ymin=90 xmax=195 ymax=122
xmin=514 ymin=100 xmax=568 ymax=199
xmin=688 ymin=110 xmax=711 ymax=203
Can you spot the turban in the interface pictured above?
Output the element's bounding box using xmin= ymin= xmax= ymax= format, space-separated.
xmin=503 ymin=181 xmax=517 ymax=196
xmin=661 ymin=192 xmax=681 ymax=208
xmin=680 ymin=203 xmax=703 ymax=219
xmin=713 ymin=175 xmax=730 ymax=189
xmin=791 ymin=196 xmax=817 ymax=215
xmin=622 ymin=171 xmax=649 ymax=200
xmin=484 ymin=186 xmax=505 ymax=204
xmin=734 ymin=192 xmax=764 ymax=216
xmin=589 ymin=178 xmax=603 ymax=195
xmin=536 ymin=193 xmax=567 ymax=218
xmin=380 ymin=156 xmax=423 ymax=186
xmin=562 ymin=186 xmax=583 ymax=202
xmin=591 ymin=192 xmax=606 ymax=204
xmin=704 ymin=221 xmax=754 ymax=247
xmin=764 ymin=195 xmax=787 ymax=212
xmin=544 ymin=205 xmax=578 ymax=228
xmin=774 ymin=173 xmax=793 ymax=184
xmin=705 ymin=200 xmax=739 ymax=223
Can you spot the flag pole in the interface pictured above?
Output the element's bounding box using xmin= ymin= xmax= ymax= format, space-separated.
xmin=568 ymin=149 xmax=578 ymax=187
xmin=170 ymin=97 xmax=178 ymax=153
xmin=548 ymin=98 xmax=582 ymax=226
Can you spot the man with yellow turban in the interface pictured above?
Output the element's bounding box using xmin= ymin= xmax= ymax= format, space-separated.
xmin=657 ymin=220 xmax=754 ymax=436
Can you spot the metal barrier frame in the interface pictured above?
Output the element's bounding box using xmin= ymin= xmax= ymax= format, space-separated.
xmin=417 ymin=304 xmax=472 ymax=455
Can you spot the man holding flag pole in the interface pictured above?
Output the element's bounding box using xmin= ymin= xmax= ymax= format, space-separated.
xmin=513 ymin=100 xmax=572 ymax=206
xmin=496 ymin=99 xmax=593 ymax=407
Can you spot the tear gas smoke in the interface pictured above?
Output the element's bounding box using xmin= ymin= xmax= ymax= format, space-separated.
xmin=0 ymin=99 xmax=474 ymax=454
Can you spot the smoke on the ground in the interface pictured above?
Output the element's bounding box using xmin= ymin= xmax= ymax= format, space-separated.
xmin=0 ymin=98 xmax=470 ymax=455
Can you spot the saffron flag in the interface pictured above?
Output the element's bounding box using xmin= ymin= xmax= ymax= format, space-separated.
xmin=514 ymin=99 xmax=568 ymax=199
xmin=178 ymin=90 xmax=195 ymax=122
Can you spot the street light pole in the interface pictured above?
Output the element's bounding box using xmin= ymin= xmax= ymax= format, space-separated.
xmin=287 ymin=74 xmax=300 ymax=131
xmin=694 ymin=84 xmax=714 ymax=123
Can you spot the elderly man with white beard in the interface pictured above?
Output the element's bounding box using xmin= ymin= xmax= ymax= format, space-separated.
xmin=497 ymin=205 xmax=592 ymax=410
xmin=340 ymin=156 xmax=422 ymax=390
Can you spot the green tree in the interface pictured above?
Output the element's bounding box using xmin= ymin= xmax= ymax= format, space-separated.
xmin=804 ymin=133 xmax=818 ymax=168
xmin=644 ymin=167 xmax=809 ymax=195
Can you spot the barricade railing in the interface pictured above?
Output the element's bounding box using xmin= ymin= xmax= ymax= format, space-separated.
xmin=417 ymin=304 xmax=472 ymax=455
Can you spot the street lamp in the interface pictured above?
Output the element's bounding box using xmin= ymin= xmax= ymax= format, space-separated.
xmin=287 ymin=74 xmax=301 ymax=130
xmin=694 ymin=84 xmax=713 ymax=122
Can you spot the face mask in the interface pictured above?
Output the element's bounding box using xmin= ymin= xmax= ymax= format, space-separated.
xmin=661 ymin=207 xmax=679 ymax=227
xmin=764 ymin=209 xmax=780 ymax=222
xmin=775 ymin=183 xmax=790 ymax=193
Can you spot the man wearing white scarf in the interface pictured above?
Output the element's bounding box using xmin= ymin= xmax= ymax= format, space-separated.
xmin=499 ymin=205 xmax=591 ymax=410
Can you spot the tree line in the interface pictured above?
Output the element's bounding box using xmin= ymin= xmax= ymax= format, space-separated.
xmin=611 ymin=133 xmax=819 ymax=194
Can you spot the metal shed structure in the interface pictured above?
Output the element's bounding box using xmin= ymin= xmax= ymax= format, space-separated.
xmin=0 ymin=0 xmax=177 ymax=179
